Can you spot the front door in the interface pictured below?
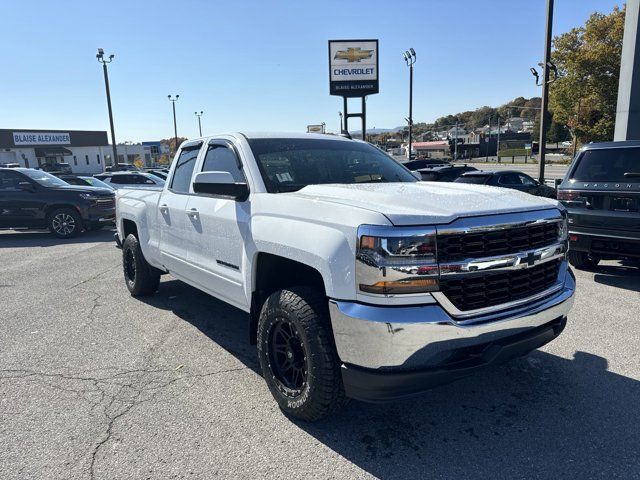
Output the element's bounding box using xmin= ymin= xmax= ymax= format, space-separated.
xmin=185 ymin=141 xmax=250 ymax=309
xmin=0 ymin=170 xmax=39 ymax=228
xmin=158 ymin=144 xmax=202 ymax=277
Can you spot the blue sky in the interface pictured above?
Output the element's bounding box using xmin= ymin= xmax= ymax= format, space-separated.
xmin=0 ymin=0 xmax=621 ymax=142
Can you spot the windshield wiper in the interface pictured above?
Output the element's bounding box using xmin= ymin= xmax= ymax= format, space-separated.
xmin=623 ymin=172 xmax=640 ymax=178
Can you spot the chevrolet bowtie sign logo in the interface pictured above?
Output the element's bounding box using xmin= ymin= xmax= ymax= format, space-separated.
xmin=334 ymin=47 xmax=374 ymax=63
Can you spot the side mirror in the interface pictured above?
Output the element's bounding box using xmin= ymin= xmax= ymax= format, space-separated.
xmin=412 ymin=171 xmax=422 ymax=180
xmin=192 ymin=171 xmax=249 ymax=201
xmin=18 ymin=181 xmax=35 ymax=192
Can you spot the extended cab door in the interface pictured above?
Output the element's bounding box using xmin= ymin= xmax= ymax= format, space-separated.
xmin=184 ymin=140 xmax=250 ymax=309
xmin=158 ymin=142 xmax=203 ymax=277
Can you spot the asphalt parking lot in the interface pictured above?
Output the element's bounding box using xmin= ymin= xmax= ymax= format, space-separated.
xmin=1 ymin=229 xmax=639 ymax=479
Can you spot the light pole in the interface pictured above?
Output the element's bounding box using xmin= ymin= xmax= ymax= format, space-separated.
xmin=403 ymin=48 xmax=416 ymax=159
xmin=529 ymin=0 xmax=558 ymax=183
xmin=96 ymin=48 xmax=118 ymax=170
xmin=168 ymin=95 xmax=179 ymax=154
xmin=195 ymin=111 xmax=203 ymax=137
xmin=339 ymin=111 xmax=343 ymax=133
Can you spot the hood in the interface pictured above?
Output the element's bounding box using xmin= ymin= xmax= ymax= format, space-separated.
xmin=288 ymin=182 xmax=559 ymax=226
xmin=52 ymin=185 xmax=114 ymax=196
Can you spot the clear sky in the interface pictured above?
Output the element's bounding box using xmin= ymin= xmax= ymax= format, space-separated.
xmin=0 ymin=0 xmax=621 ymax=142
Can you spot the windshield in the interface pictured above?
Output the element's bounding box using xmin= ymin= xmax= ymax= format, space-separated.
xmin=21 ymin=169 xmax=69 ymax=187
xmin=572 ymin=147 xmax=640 ymax=182
xmin=80 ymin=177 xmax=114 ymax=190
xmin=247 ymin=138 xmax=417 ymax=193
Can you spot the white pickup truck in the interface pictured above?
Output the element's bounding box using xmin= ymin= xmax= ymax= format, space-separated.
xmin=115 ymin=132 xmax=575 ymax=421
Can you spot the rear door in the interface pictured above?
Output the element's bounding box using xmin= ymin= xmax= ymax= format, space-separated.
xmin=184 ymin=140 xmax=250 ymax=308
xmin=560 ymin=146 xmax=640 ymax=236
xmin=0 ymin=171 xmax=40 ymax=228
xmin=158 ymin=143 xmax=203 ymax=277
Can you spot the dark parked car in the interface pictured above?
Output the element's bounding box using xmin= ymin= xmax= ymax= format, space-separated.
xmin=56 ymin=175 xmax=115 ymax=190
xmin=104 ymin=163 xmax=138 ymax=172
xmin=0 ymin=168 xmax=115 ymax=238
xmin=403 ymin=158 xmax=449 ymax=170
xmin=417 ymin=164 xmax=478 ymax=182
xmin=142 ymin=169 xmax=168 ymax=180
xmin=557 ymin=141 xmax=640 ymax=269
xmin=455 ymin=170 xmax=557 ymax=198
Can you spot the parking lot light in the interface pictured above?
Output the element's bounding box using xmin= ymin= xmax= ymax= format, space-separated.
xmin=96 ymin=48 xmax=118 ymax=169
xmin=168 ymin=95 xmax=180 ymax=155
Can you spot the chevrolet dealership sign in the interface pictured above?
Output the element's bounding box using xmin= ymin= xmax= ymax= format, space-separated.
xmin=13 ymin=132 xmax=71 ymax=146
xmin=329 ymin=39 xmax=379 ymax=97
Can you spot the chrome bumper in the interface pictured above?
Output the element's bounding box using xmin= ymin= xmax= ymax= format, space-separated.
xmin=329 ymin=265 xmax=576 ymax=371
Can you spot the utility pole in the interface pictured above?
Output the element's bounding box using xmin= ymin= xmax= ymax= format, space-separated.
xmin=538 ymin=0 xmax=554 ymax=183
xmin=454 ymin=121 xmax=458 ymax=161
xmin=168 ymin=95 xmax=179 ymax=154
xmin=404 ymin=48 xmax=416 ymax=159
xmin=195 ymin=111 xmax=203 ymax=137
xmin=96 ymin=48 xmax=118 ymax=170
xmin=496 ymin=115 xmax=501 ymax=163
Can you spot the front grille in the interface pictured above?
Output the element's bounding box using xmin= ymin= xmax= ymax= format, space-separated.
xmin=96 ymin=198 xmax=115 ymax=208
xmin=437 ymin=222 xmax=560 ymax=262
xmin=440 ymin=259 xmax=561 ymax=312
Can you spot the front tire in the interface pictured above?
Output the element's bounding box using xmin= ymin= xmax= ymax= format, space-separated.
xmin=48 ymin=208 xmax=82 ymax=238
xmin=568 ymin=250 xmax=600 ymax=269
xmin=122 ymin=234 xmax=160 ymax=296
xmin=257 ymin=287 xmax=347 ymax=421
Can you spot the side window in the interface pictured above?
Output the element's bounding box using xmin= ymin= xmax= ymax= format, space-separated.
xmin=498 ymin=173 xmax=521 ymax=185
xmin=0 ymin=171 xmax=22 ymax=191
xmin=518 ymin=174 xmax=536 ymax=185
xmin=202 ymin=145 xmax=245 ymax=182
xmin=171 ymin=147 xmax=200 ymax=193
xmin=110 ymin=175 xmax=130 ymax=184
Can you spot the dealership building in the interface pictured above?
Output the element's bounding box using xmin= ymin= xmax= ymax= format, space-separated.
xmin=0 ymin=129 xmax=112 ymax=174
xmin=0 ymin=129 xmax=169 ymax=174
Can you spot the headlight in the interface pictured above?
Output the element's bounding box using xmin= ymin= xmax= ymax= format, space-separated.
xmin=558 ymin=212 xmax=568 ymax=242
xmin=356 ymin=225 xmax=439 ymax=295
xmin=79 ymin=193 xmax=98 ymax=201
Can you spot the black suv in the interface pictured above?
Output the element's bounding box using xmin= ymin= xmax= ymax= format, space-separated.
xmin=0 ymin=168 xmax=115 ymax=238
xmin=557 ymin=141 xmax=640 ymax=268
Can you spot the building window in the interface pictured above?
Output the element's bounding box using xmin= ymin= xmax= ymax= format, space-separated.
xmin=127 ymin=154 xmax=136 ymax=163
xmin=118 ymin=154 xmax=125 ymax=163
xmin=73 ymin=155 xmax=78 ymax=166
xmin=85 ymin=155 xmax=89 ymax=165
xmin=96 ymin=154 xmax=101 ymax=164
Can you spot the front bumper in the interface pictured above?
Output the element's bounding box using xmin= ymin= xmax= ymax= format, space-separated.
xmin=329 ymin=265 xmax=576 ymax=402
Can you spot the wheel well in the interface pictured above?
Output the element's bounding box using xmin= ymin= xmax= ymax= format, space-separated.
xmin=122 ymin=219 xmax=138 ymax=239
xmin=45 ymin=204 xmax=80 ymax=221
xmin=249 ymin=253 xmax=326 ymax=344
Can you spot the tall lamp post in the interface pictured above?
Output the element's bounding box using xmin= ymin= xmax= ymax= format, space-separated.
xmin=403 ymin=48 xmax=416 ymax=159
xmin=168 ymin=95 xmax=180 ymax=154
xmin=529 ymin=0 xmax=558 ymax=183
xmin=195 ymin=111 xmax=203 ymax=137
xmin=96 ymin=48 xmax=118 ymax=169
xmin=339 ymin=111 xmax=343 ymax=133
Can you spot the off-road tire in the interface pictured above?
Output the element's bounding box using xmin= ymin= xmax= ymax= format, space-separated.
xmin=122 ymin=234 xmax=160 ymax=296
xmin=257 ymin=287 xmax=347 ymax=421
xmin=48 ymin=207 xmax=82 ymax=238
xmin=568 ymin=250 xmax=600 ymax=269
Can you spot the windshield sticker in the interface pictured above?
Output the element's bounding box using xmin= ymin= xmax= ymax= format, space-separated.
xmin=276 ymin=172 xmax=293 ymax=182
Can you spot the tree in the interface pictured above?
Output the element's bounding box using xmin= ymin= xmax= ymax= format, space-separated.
xmin=549 ymin=5 xmax=625 ymax=143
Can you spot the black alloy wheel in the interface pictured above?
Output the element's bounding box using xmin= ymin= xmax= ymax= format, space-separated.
xmin=268 ymin=318 xmax=308 ymax=396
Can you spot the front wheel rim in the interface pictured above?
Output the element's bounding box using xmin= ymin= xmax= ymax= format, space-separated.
xmin=267 ymin=318 xmax=308 ymax=397
xmin=52 ymin=213 xmax=76 ymax=236
xmin=124 ymin=248 xmax=136 ymax=283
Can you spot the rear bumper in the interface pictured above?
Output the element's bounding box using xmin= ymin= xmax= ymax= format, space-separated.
xmin=569 ymin=228 xmax=640 ymax=258
xmin=329 ymin=266 xmax=575 ymax=402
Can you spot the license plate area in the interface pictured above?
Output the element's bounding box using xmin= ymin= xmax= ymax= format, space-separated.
xmin=611 ymin=196 xmax=638 ymax=212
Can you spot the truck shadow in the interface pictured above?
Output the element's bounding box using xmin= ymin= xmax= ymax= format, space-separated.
xmin=145 ymin=278 xmax=639 ymax=479
xmin=0 ymin=228 xmax=116 ymax=248
xmin=592 ymin=263 xmax=640 ymax=293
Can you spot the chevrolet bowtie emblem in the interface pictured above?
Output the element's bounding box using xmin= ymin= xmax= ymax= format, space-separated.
xmin=526 ymin=251 xmax=541 ymax=266
xmin=334 ymin=47 xmax=374 ymax=63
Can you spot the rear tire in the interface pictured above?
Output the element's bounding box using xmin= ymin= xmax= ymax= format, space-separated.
xmin=257 ymin=287 xmax=347 ymax=421
xmin=48 ymin=207 xmax=82 ymax=238
xmin=568 ymin=250 xmax=600 ymax=269
xmin=122 ymin=234 xmax=160 ymax=296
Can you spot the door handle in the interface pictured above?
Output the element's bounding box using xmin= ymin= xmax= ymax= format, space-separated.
xmin=159 ymin=204 xmax=168 ymax=212
xmin=187 ymin=208 xmax=199 ymax=218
